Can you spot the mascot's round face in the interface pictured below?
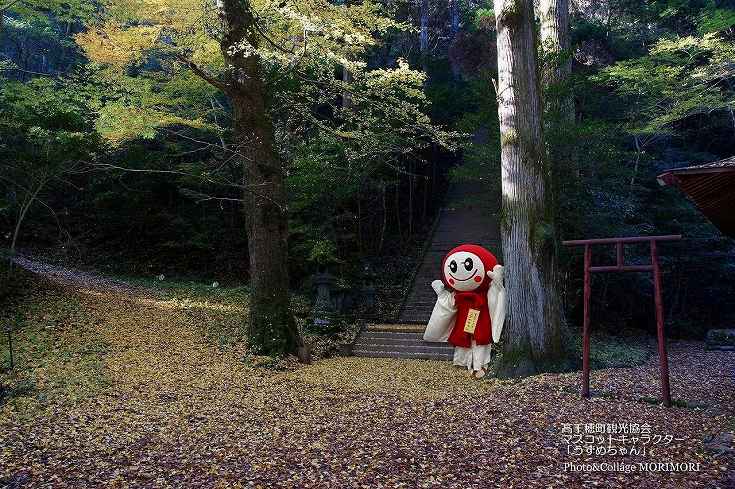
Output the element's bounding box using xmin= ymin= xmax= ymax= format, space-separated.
xmin=443 ymin=250 xmax=486 ymax=292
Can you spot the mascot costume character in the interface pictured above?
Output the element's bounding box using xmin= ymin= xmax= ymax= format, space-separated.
xmin=423 ymin=244 xmax=507 ymax=378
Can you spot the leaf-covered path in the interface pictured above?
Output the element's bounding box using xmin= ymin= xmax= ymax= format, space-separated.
xmin=11 ymin=255 xmax=154 ymax=295
xmin=1 ymin=277 xmax=733 ymax=488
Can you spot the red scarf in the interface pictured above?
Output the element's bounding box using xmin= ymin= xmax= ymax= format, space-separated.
xmin=448 ymin=291 xmax=492 ymax=347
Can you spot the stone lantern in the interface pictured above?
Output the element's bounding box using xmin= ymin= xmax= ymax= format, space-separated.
xmin=312 ymin=269 xmax=336 ymax=328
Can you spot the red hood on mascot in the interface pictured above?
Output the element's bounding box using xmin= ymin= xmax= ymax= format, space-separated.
xmin=441 ymin=244 xmax=498 ymax=348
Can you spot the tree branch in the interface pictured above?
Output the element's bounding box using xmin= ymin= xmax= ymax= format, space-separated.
xmin=251 ymin=16 xmax=298 ymax=55
xmin=178 ymin=55 xmax=227 ymax=92
xmin=92 ymin=163 xmax=287 ymax=212
xmin=0 ymin=0 xmax=21 ymax=12
xmin=91 ymin=163 xmax=248 ymax=190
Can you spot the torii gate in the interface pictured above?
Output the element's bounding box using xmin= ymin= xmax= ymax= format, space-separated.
xmin=563 ymin=235 xmax=682 ymax=408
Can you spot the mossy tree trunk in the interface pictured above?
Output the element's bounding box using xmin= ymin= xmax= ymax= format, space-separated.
xmin=493 ymin=0 xmax=565 ymax=377
xmin=538 ymin=0 xmax=577 ymax=183
xmin=217 ymin=0 xmax=299 ymax=356
xmin=538 ymin=0 xmax=573 ymax=124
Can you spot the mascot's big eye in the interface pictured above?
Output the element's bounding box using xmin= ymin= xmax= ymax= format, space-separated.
xmin=464 ymin=257 xmax=473 ymax=271
xmin=449 ymin=260 xmax=457 ymax=273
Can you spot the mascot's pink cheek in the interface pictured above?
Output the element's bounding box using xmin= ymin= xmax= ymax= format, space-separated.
xmin=448 ymin=278 xmax=455 ymax=285
xmin=474 ymin=276 xmax=482 ymax=283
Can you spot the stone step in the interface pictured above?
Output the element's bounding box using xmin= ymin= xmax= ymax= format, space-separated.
xmin=401 ymin=298 xmax=434 ymax=305
xmin=399 ymin=308 xmax=431 ymax=314
xmin=437 ymin=225 xmax=494 ymax=231
xmin=360 ymin=330 xmax=425 ymax=339
xmin=354 ymin=339 xmax=451 ymax=350
xmin=353 ymin=349 xmax=453 ymax=361
xmin=366 ymin=323 xmax=426 ymax=333
xmin=405 ymin=280 xmax=436 ymax=285
xmin=409 ymin=275 xmax=442 ymax=283
xmin=355 ymin=332 xmax=449 ymax=345
xmin=396 ymin=312 xmax=432 ymax=320
xmin=397 ymin=318 xmax=431 ymax=325
xmin=401 ymin=302 xmax=434 ymax=308
xmin=400 ymin=307 xmax=433 ymax=314
xmin=413 ymin=268 xmax=441 ymax=274
xmin=399 ymin=312 xmax=433 ymax=320
xmin=399 ymin=316 xmax=431 ymax=323
xmin=350 ymin=323 xmax=454 ymax=361
xmin=353 ymin=343 xmax=453 ymax=354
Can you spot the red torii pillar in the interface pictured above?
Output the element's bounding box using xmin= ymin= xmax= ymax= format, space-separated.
xmin=562 ymin=235 xmax=682 ymax=408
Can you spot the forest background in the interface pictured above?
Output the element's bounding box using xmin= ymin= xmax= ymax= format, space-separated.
xmin=2 ymin=0 xmax=734 ymax=345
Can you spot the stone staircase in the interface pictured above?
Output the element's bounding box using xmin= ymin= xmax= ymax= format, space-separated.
xmin=398 ymin=181 xmax=501 ymax=324
xmin=352 ymin=324 xmax=454 ymax=360
xmin=351 ymin=181 xmax=501 ymax=361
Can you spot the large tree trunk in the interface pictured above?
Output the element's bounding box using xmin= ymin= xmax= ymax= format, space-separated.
xmin=419 ymin=0 xmax=429 ymax=54
xmin=219 ymin=0 xmax=300 ymax=357
xmin=449 ymin=0 xmax=461 ymax=80
xmin=538 ymin=0 xmax=573 ymax=123
xmin=493 ymin=0 xmax=564 ymax=377
xmin=449 ymin=0 xmax=460 ymax=38
xmin=538 ymin=0 xmax=579 ymax=226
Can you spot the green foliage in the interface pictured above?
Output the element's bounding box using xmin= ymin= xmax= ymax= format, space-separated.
xmin=56 ymin=0 xmax=462 ymax=290
xmin=72 ymin=0 xmax=457 ymax=162
xmin=472 ymin=8 xmax=495 ymax=30
xmin=0 ymin=75 xmax=102 ymax=259
xmin=697 ymin=7 xmax=735 ymax=34
xmin=550 ymin=1 xmax=735 ymax=337
xmin=449 ymin=76 xmax=500 ymax=196
xmin=6 ymin=0 xmax=96 ymax=25
xmin=92 ymin=71 xmax=219 ymax=144
xmin=595 ymin=32 xmax=735 ymax=135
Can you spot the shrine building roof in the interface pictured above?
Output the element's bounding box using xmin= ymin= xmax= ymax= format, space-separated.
xmin=657 ymin=156 xmax=735 ymax=238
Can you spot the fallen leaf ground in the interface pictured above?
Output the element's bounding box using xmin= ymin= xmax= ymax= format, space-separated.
xmin=1 ymin=276 xmax=733 ymax=488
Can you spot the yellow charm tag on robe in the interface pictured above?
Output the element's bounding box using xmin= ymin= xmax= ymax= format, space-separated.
xmin=464 ymin=308 xmax=480 ymax=334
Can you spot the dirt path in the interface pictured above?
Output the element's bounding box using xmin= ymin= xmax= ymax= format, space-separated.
xmin=12 ymin=255 xmax=153 ymax=295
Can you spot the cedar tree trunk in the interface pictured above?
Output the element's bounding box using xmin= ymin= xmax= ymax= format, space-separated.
xmin=493 ymin=0 xmax=564 ymax=377
xmin=538 ymin=0 xmax=573 ymax=123
xmin=419 ymin=0 xmax=429 ymax=54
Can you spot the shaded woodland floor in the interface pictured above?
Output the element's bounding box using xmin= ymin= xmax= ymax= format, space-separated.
xmin=1 ymin=267 xmax=733 ymax=488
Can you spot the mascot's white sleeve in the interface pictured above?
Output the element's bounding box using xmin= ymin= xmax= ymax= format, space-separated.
xmin=423 ymin=280 xmax=456 ymax=342
xmin=487 ymin=265 xmax=507 ymax=343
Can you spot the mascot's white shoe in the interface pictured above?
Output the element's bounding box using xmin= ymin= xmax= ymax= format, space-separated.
xmin=474 ymin=368 xmax=487 ymax=379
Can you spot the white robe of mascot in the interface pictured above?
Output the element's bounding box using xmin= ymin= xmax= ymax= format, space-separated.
xmin=423 ymin=243 xmax=507 ymax=378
